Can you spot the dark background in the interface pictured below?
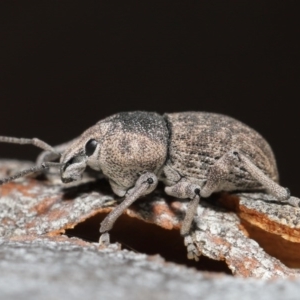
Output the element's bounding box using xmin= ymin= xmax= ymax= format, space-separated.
xmin=0 ymin=1 xmax=299 ymax=194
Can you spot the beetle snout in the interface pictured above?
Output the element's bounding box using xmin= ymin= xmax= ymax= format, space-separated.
xmin=60 ymin=154 xmax=87 ymax=184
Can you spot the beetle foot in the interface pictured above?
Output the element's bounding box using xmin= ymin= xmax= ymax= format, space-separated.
xmin=99 ymin=232 xmax=110 ymax=247
xmin=184 ymin=235 xmax=201 ymax=261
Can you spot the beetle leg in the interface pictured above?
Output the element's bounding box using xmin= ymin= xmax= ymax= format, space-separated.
xmin=165 ymin=181 xmax=202 ymax=260
xmin=36 ymin=137 xmax=80 ymax=165
xmin=99 ymin=172 xmax=158 ymax=245
xmin=181 ymin=192 xmax=201 ymax=236
xmin=165 ymin=181 xmax=201 ymax=236
xmin=200 ymin=151 xmax=235 ymax=198
xmin=234 ymin=151 xmax=291 ymax=201
xmin=235 ymin=152 xmax=300 ymax=206
xmin=200 ymin=150 xmax=297 ymax=206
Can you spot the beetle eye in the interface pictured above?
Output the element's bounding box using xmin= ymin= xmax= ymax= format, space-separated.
xmin=85 ymin=139 xmax=98 ymax=157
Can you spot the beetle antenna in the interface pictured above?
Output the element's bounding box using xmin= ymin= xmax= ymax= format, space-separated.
xmin=0 ymin=162 xmax=64 ymax=185
xmin=0 ymin=136 xmax=61 ymax=157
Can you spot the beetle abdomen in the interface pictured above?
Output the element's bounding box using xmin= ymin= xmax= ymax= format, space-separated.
xmin=163 ymin=112 xmax=279 ymax=191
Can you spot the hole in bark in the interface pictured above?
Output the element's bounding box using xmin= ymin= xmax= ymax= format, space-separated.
xmin=217 ymin=193 xmax=300 ymax=269
xmin=65 ymin=212 xmax=232 ymax=275
xmin=242 ymin=220 xmax=300 ymax=268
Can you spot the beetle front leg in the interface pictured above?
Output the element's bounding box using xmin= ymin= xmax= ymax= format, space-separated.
xmin=36 ymin=137 xmax=80 ymax=165
xmin=99 ymin=172 xmax=158 ymax=246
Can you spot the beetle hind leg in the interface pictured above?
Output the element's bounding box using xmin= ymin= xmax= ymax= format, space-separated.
xmin=200 ymin=149 xmax=298 ymax=206
xmin=235 ymin=151 xmax=300 ymax=206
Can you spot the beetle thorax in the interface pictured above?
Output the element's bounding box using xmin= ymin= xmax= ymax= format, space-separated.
xmin=99 ymin=130 xmax=167 ymax=188
xmin=97 ymin=111 xmax=169 ymax=189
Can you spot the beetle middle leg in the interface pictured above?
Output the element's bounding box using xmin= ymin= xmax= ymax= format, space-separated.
xmin=165 ymin=181 xmax=202 ymax=260
xmin=99 ymin=172 xmax=158 ymax=245
xmin=165 ymin=181 xmax=201 ymax=236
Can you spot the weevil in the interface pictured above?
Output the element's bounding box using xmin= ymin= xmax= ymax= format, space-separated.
xmin=1 ymin=111 xmax=299 ymax=259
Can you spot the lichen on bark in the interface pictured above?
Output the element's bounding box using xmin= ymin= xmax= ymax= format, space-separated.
xmin=1 ymin=159 xmax=300 ymax=279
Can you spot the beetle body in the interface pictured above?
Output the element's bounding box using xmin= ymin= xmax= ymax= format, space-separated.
xmin=61 ymin=111 xmax=279 ymax=197
xmin=0 ymin=111 xmax=298 ymax=259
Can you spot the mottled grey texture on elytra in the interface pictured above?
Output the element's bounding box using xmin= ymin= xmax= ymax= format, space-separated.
xmin=163 ymin=112 xmax=278 ymax=190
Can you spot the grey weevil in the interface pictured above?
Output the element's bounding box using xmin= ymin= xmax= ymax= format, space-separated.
xmin=1 ymin=111 xmax=299 ymax=259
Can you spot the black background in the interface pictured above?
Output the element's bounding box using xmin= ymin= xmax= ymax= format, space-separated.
xmin=0 ymin=1 xmax=299 ymax=194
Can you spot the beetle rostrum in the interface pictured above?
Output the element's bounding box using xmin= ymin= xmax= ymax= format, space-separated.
xmin=1 ymin=111 xmax=299 ymax=260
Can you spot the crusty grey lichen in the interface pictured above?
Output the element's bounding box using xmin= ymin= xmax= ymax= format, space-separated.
xmin=238 ymin=192 xmax=300 ymax=228
xmin=188 ymin=200 xmax=300 ymax=278
xmin=1 ymin=236 xmax=300 ymax=300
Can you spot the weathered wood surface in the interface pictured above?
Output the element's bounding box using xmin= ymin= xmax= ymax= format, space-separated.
xmin=2 ymin=235 xmax=300 ymax=300
xmin=1 ymin=159 xmax=300 ymax=285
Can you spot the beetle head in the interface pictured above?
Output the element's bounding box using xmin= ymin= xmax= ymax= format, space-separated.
xmin=59 ymin=111 xmax=169 ymax=187
xmin=60 ymin=125 xmax=102 ymax=183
